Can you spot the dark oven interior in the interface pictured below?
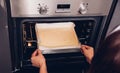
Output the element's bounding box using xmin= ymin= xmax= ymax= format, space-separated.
xmin=9 ymin=16 xmax=103 ymax=73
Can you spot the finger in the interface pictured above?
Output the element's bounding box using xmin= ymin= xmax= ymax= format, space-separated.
xmin=37 ymin=49 xmax=42 ymax=53
xmin=82 ymin=45 xmax=93 ymax=50
xmin=31 ymin=50 xmax=38 ymax=57
xmin=37 ymin=49 xmax=43 ymax=56
xmin=81 ymin=45 xmax=88 ymax=51
xmin=81 ymin=45 xmax=87 ymax=53
xmin=80 ymin=49 xmax=84 ymax=54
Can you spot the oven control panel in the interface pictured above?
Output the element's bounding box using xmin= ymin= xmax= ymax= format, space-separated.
xmin=10 ymin=0 xmax=113 ymax=17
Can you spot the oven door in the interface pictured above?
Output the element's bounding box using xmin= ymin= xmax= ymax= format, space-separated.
xmin=9 ymin=16 xmax=103 ymax=73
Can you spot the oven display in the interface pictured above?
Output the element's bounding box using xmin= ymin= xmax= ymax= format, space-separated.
xmin=57 ymin=4 xmax=70 ymax=9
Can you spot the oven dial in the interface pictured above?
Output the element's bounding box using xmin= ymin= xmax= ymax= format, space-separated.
xmin=38 ymin=4 xmax=48 ymax=15
xmin=78 ymin=3 xmax=88 ymax=14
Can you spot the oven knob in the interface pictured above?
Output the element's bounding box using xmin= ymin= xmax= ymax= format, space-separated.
xmin=78 ymin=3 xmax=87 ymax=14
xmin=38 ymin=4 xmax=48 ymax=15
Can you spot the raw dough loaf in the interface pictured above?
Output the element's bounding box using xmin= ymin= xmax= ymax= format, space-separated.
xmin=35 ymin=22 xmax=80 ymax=50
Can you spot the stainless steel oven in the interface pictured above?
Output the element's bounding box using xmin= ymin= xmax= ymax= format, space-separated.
xmin=5 ymin=0 xmax=117 ymax=73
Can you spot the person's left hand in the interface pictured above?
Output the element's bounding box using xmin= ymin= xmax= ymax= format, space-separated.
xmin=31 ymin=49 xmax=46 ymax=68
xmin=80 ymin=45 xmax=94 ymax=64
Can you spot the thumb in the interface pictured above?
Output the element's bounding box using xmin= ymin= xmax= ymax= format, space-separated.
xmin=32 ymin=50 xmax=38 ymax=57
xmin=37 ymin=49 xmax=42 ymax=55
xmin=81 ymin=45 xmax=87 ymax=53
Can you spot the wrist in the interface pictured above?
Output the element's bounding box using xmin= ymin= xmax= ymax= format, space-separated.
xmin=40 ymin=61 xmax=47 ymax=68
xmin=39 ymin=62 xmax=48 ymax=73
xmin=86 ymin=56 xmax=93 ymax=64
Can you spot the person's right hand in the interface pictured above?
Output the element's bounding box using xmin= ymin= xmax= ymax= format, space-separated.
xmin=31 ymin=49 xmax=46 ymax=68
xmin=81 ymin=45 xmax=94 ymax=64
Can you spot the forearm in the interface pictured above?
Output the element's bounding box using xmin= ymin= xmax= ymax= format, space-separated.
xmin=39 ymin=63 xmax=47 ymax=73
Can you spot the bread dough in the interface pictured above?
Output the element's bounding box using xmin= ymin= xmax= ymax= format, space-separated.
xmin=35 ymin=22 xmax=80 ymax=50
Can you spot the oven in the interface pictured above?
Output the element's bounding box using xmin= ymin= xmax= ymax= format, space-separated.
xmin=5 ymin=0 xmax=117 ymax=73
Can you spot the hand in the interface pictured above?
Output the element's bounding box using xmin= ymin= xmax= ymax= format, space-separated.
xmin=81 ymin=45 xmax=94 ymax=64
xmin=31 ymin=49 xmax=46 ymax=68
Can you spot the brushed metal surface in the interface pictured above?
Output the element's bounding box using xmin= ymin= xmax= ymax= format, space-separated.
xmin=10 ymin=0 xmax=113 ymax=17
xmin=0 ymin=0 xmax=12 ymax=73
